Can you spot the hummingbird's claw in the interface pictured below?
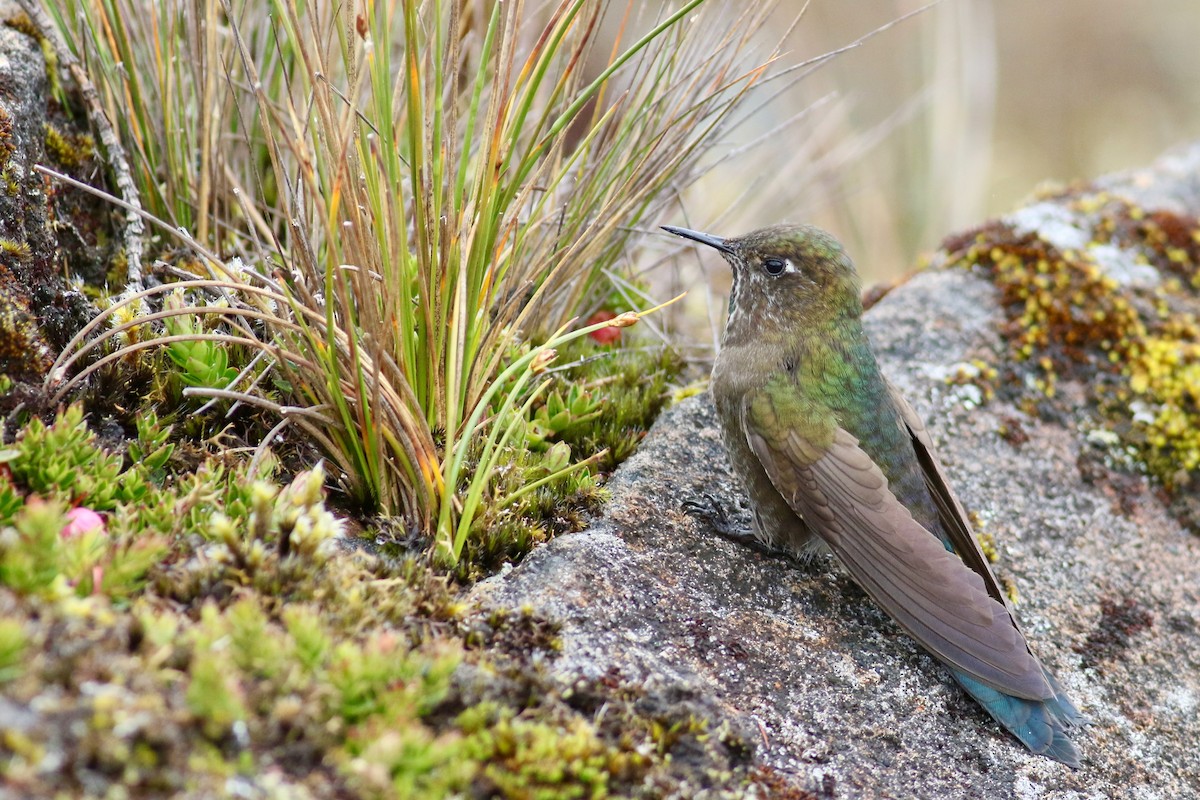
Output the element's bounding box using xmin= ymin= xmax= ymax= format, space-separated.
xmin=682 ymin=493 xmax=801 ymax=565
xmin=681 ymin=492 xmax=738 ymax=532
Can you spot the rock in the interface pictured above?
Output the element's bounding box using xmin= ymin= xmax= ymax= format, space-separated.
xmin=473 ymin=147 xmax=1200 ymax=796
xmin=0 ymin=0 xmax=116 ymax=387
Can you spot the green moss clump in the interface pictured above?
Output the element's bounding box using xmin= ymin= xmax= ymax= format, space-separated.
xmin=456 ymin=436 xmax=604 ymax=580
xmin=0 ymin=401 xmax=767 ymax=798
xmin=43 ymin=122 xmax=95 ymax=171
xmin=549 ymin=340 xmax=687 ymax=470
xmin=458 ymin=704 xmax=623 ymax=799
xmin=444 ymin=338 xmax=684 ymax=579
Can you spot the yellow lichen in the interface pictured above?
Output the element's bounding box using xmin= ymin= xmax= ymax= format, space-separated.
xmin=943 ymin=196 xmax=1200 ymax=495
xmin=943 ymin=359 xmax=999 ymax=404
xmin=1126 ymin=333 xmax=1200 ymax=477
xmin=975 ymin=529 xmax=998 ymax=563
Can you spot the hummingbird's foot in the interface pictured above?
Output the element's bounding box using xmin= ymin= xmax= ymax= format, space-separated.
xmin=682 ymin=493 xmax=801 ymax=564
xmin=681 ymin=492 xmax=741 ymax=535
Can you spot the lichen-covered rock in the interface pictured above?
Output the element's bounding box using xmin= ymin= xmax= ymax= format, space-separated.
xmin=0 ymin=1 xmax=110 ymax=385
xmin=0 ymin=9 xmax=55 ymax=379
xmin=473 ymin=146 xmax=1200 ymax=797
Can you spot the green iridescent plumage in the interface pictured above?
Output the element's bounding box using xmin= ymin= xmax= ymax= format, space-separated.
xmin=664 ymin=223 xmax=1084 ymax=766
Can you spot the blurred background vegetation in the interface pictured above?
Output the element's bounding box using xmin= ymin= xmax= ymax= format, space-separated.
xmin=666 ymin=0 xmax=1200 ymax=291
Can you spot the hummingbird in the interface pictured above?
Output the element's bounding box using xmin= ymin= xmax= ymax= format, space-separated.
xmin=664 ymin=223 xmax=1084 ymax=766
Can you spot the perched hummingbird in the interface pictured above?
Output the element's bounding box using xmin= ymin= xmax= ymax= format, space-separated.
xmin=664 ymin=224 xmax=1084 ymax=766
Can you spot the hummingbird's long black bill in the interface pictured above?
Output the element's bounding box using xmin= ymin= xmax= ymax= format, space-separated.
xmin=661 ymin=225 xmax=733 ymax=254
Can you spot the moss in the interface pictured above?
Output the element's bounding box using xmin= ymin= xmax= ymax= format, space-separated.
xmin=1125 ymin=329 xmax=1200 ymax=477
xmin=445 ymin=660 xmax=759 ymax=800
xmin=473 ymin=606 xmax=563 ymax=656
xmin=1095 ymin=204 xmax=1200 ymax=288
xmin=43 ymin=122 xmax=95 ymax=171
xmin=944 ymin=194 xmax=1200 ymax=524
xmin=0 ymin=106 xmax=14 ymax=168
xmin=461 ymin=707 xmax=621 ymax=799
xmin=942 ymin=359 xmax=999 ymax=407
xmin=0 ymin=238 xmax=30 ymax=261
xmin=0 ymin=400 xmax=768 ymax=798
xmin=944 ymin=221 xmax=1141 ymax=391
xmin=2 ymin=13 xmax=41 ymax=43
xmin=4 ymin=14 xmax=64 ymax=103
xmin=106 ymin=247 xmax=129 ymax=286
xmin=444 ymin=338 xmax=685 ymax=580
xmin=550 ymin=340 xmax=686 ymax=471
xmin=0 ymin=618 xmax=26 ymax=683
xmin=0 ymin=262 xmax=53 ymax=378
xmin=974 ymin=528 xmax=998 ymax=563
xmin=455 ymin=437 xmax=605 ymax=581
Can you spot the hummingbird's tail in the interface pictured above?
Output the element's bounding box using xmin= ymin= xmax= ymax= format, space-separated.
xmin=950 ymin=666 xmax=1085 ymax=767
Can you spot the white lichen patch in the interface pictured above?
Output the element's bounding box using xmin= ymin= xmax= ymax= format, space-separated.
xmin=1088 ymin=243 xmax=1162 ymax=289
xmin=1007 ymin=202 xmax=1092 ymax=252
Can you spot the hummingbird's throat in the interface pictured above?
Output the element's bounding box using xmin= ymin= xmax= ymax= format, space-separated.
xmin=728 ymin=269 xmax=740 ymax=319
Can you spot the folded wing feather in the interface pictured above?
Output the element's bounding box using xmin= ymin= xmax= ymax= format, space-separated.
xmin=743 ymin=392 xmax=1055 ymax=701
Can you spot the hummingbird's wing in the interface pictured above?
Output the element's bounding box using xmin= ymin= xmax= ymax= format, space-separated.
xmin=884 ymin=381 xmax=1087 ymax=730
xmin=741 ymin=385 xmax=1054 ymax=701
xmin=883 ymin=379 xmax=1014 ymax=614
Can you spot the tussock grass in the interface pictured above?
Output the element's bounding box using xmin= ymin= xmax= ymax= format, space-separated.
xmin=44 ymin=0 xmax=780 ymax=565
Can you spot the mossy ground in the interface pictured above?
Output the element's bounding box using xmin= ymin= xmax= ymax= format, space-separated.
xmin=0 ymin=339 xmax=795 ymax=798
xmin=942 ymin=190 xmax=1200 ymax=531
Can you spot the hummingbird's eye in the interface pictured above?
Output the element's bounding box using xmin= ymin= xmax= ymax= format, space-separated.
xmin=763 ymin=257 xmax=788 ymax=276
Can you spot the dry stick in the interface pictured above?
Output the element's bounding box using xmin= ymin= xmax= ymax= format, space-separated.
xmin=17 ymin=0 xmax=145 ymax=291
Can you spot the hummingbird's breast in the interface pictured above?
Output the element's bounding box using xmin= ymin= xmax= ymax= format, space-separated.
xmin=711 ymin=338 xmax=821 ymax=554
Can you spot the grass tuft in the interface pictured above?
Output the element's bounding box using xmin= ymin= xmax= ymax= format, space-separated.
xmin=44 ymin=0 xmax=777 ymax=566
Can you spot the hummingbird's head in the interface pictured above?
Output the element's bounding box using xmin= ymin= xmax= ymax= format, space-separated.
xmin=662 ymin=224 xmax=862 ymax=339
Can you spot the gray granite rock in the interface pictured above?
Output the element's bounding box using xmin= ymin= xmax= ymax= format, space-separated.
xmin=473 ymin=148 xmax=1200 ymax=797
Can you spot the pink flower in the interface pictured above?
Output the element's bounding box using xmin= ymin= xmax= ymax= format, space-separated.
xmin=62 ymin=507 xmax=106 ymax=539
